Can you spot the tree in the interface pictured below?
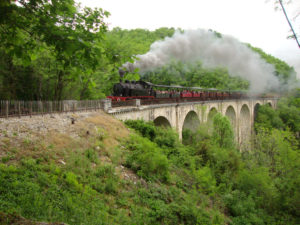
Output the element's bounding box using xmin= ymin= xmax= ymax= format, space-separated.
xmin=278 ymin=0 xmax=300 ymax=48
xmin=270 ymin=0 xmax=300 ymax=48
xmin=254 ymin=104 xmax=284 ymax=132
xmin=0 ymin=0 xmax=109 ymax=100
xmin=212 ymin=113 xmax=234 ymax=149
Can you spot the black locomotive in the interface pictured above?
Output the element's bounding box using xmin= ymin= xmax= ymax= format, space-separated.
xmin=112 ymin=80 xmax=154 ymax=99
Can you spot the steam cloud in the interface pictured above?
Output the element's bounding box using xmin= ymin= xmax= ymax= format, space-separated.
xmin=123 ymin=29 xmax=280 ymax=93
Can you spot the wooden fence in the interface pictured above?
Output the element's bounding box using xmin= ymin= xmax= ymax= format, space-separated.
xmin=0 ymin=97 xmax=278 ymax=118
xmin=0 ymin=100 xmax=105 ymax=118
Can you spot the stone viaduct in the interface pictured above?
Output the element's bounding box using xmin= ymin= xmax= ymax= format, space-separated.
xmin=104 ymin=98 xmax=278 ymax=147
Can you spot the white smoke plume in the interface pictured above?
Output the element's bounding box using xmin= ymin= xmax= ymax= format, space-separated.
xmin=123 ymin=29 xmax=280 ymax=93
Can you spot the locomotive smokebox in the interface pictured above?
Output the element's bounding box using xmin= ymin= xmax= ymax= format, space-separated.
xmin=119 ymin=68 xmax=126 ymax=78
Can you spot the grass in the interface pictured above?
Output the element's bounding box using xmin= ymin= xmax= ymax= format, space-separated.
xmin=0 ymin=113 xmax=134 ymax=224
xmin=0 ymin=114 xmax=227 ymax=225
xmin=0 ymin=116 xmax=298 ymax=225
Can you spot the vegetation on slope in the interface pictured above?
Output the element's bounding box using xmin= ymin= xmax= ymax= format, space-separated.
xmin=255 ymin=88 xmax=300 ymax=141
xmin=1 ymin=98 xmax=299 ymax=224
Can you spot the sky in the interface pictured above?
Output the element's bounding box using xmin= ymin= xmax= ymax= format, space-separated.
xmin=78 ymin=0 xmax=300 ymax=78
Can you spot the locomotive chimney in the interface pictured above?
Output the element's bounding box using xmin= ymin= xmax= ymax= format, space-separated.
xmin=119 ymin=68 xmax=126 ymax=78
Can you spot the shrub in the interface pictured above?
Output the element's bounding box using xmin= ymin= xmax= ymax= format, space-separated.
xmin=154 ymin=127 xmax=178 ymax=149
xmin=84 ymin=148 xmax=99 ymax=163
xmin=125 ymin=135 xmax=170 ymax=182
xmin=125 ymin=120 xmax=156 ymax=141
xmin=212 ymin=113 xmax=234 ymax=149
xmin=255 ymin=104 xmax=284 ymax=132
xmin=125 ymin=119 xmax=179 ymax=150
xmin=194 ymin=166 xmax=216 ymax=194
xmin=0 ymin=162 xmax=110 ymax=225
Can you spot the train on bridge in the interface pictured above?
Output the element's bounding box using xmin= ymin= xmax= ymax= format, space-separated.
xmin=107 ymin=80 xmax=246 ymax=102
xmin=107 ymin=69 xmax=251 ymax=102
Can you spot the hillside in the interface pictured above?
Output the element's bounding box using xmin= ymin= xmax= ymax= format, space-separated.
xmin=0 ymin=105 xmax=299 ymax=224
xmin=0 ymin=112 xmax=227 ymax=225
xmin=0 ymin=111 xmax=130 ymax=161
xmin=0 ymin=111 xmax=136 ymax=224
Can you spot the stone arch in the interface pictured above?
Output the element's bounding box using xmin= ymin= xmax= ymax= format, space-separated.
xmin=239 ymin=104 xmax=251 ymax=149
xmin=207 ymin=107 xmax=218 ymax=123
xmin=225 ymin=106 xmax=236 ymax=131
xmin=206 ymin=107 xmax=218 ymax=133
xmin=154 ymin=116 xmax=171 ymax=128
xmin=254 ymin=103 xmax=261 ymax=122
xmin=182 ymin=111 xmax=201 ymax=133
xmin=267 ymin=102 xmax=272 ymax=107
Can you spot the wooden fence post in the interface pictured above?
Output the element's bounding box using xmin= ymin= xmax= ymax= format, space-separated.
xmin=50 ymin=101 xmax=52 ymax=115
xmin=5 ymin=100 xmax=9 ymax=118
xmin=37 ymin=101 xmax=39 ymax=115
xmin=40 ymin=101 xmax=43 ymax=116
xmin=29 ymin=101 xmax=32 ymax=118
xmin=18 ymin=101 xmax=21 ymax=118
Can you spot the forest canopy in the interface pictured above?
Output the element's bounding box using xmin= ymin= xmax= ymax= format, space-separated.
xmin=0 ymin=0 xmax=296 ymax=100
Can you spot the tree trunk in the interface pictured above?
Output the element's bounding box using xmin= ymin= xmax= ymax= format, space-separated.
xmin=54 ymin=70 xmax=64 ymax=101
xmin=79 ymin=80 xmax=90 ymax=100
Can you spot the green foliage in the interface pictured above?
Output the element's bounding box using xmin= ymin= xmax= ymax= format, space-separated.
xmin=154 ymin=127 xmax=178 ymax=149
xmin=125 ymin=119 xmax=179 ymax=150
xmin=125 ymin=120 xmax=156 ymax=141
xmin=255 ymin=92 xmax=300 ymax=146
xmin=277 ymin=96 xmax=300 ymax=134
xmin=0 ymin=161 xmax=111 ymax=224
xmin=182 ymin=129 xmax=198 ymax=146
xmin=130 ymin=183 xmax=224 ymax=225
xmin=0 ymin=0 xmax=109 ymax=100
xmin=143 ymin=61 xmax=250 ymax=90
xmin=212 ymin=113 xmax=234 ymax=149
xmin=125 ymin=134 xmax=170 ymax=182
xmin=194 ymin=166 xmax=216 ymax=194
xmin=1 ymin=114 xmax=300 ymax=224
xmin=241 ymin=128 xmax=300 ymax=223
xmin=85 ymin=148 xmax=99 ymax=164
xmin=224 ymin=190 xmax=267 ymax=225
xmin=107 ymin=27 xmax=175 ymax=58
xmin=254 ymin=104 xmax=284 ymax=132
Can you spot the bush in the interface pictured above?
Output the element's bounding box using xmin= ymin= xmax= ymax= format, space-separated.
xmin=125 ymin=134 xmax=170 ymax=182
xmin=84 ymin=148 xmax=99 ymax=163
xmin=154 ymin=127 xmax=178 ymax=149
xmin=212 ymin=113 xmax=234 ymax=149
xmin=255 ymin=104 xmax=284 ymax=132
xmin=194 ymin=166 xmax=216 ymax=194
xmin=125 ymin=119 xmax=179 ymax=150
xmin=0 ymin=161 xmax=110 ymax=225
xmin=182 ymin=129 xmax=197 ymax=146
xmin=125 ymin=120 xmax=156 ymax=141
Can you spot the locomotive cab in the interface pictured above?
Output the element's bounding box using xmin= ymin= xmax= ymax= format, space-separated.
xmin=110 ymin=80 xmax=155 ymax=100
